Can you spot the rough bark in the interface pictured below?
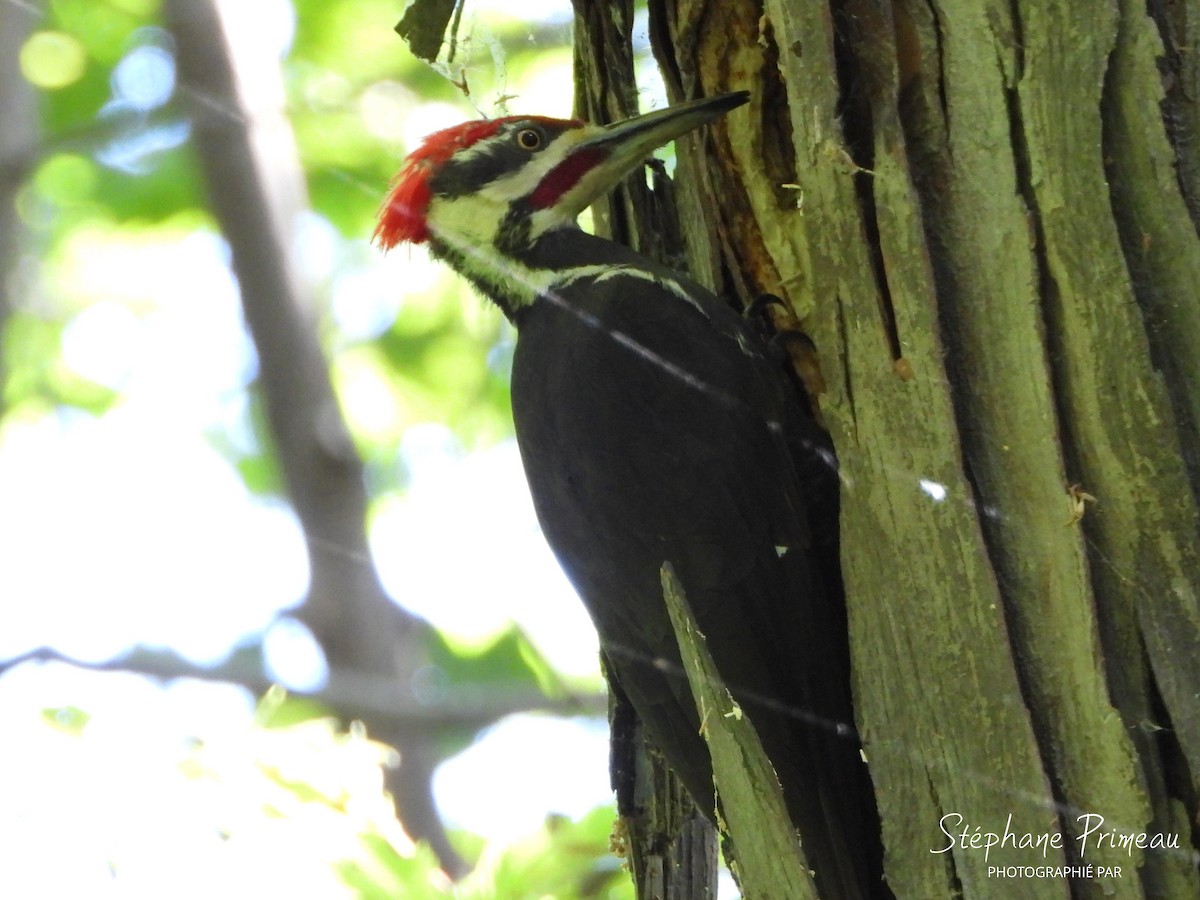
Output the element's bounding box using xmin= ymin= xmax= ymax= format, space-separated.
xmin=607 ymin=653 xmax=719 ymax=900
xmin=573 ymin=0 xmax=1200 ymax=896
xmin=661 ymin=564 xmax=818 ymax=899
xmin=572 ymin=4 xmax=721 ymax=896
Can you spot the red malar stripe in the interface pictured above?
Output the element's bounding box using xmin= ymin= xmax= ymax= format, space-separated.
xmin=527 ymin=147 xmax=607 ymax=209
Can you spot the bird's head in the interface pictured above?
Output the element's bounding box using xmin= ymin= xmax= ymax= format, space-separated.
xmin=374 ymin=92 xmax=749 ymax=268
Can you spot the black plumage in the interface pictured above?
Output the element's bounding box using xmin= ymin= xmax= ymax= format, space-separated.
xmin=509 ymin=229 xmax=879 ymax=898
xmin=378 ymin=93 xmax=885 ymax=898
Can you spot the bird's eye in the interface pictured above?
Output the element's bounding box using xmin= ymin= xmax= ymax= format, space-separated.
xmin=515 ymin=128 xmax=543 ymax=151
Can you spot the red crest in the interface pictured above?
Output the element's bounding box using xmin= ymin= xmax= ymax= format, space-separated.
xmin=374 ymin=119 xmax=508 ymax=249
xmin=374 ymin=115 xmax=584 ymax=249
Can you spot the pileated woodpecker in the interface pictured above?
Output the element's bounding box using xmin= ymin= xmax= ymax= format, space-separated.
xmin=375 ymin=93 xmax=883 ymax=896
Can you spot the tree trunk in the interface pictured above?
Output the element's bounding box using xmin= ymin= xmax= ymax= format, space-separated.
xmin=165 ymin=0 xmax=466 ymax=877
xmin=575 ymin=0 xmax=1200 ymax=896
xmin=0 ymin=0 xmax=39 ymax=411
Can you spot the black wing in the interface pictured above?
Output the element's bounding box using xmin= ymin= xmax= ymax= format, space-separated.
xmin=510 ymin=234 xmax=880 ymax=898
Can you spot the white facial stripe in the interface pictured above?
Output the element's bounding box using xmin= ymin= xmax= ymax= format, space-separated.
xmin=423 ymin=123 xmax=708 ymax=317
xmin=427 ymin=215 xmax=713 ymax=318
xmin=432 ymin=222 xmax=559 ymax=308
xmin=555 ymin=265 xmax=710 ymax=318
xmin=483 ymin=126 xmax=603 ymax=203
xmin=451 ymin=132 xmax=509 ymax=166
xmin=425 ymin=127 xmax=603 ymax=254
xmin=527 ymin=205 xmax=572 ymax=241
xmin=429 ymin=193 xmax=502 ymax=248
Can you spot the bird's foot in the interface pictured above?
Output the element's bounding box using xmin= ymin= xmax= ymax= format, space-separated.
xmin=743 ymin=292 xmax=789 ymax=324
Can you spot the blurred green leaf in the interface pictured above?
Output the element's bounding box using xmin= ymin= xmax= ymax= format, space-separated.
xmin=430 ymin=624 xmax=562 ymax=698
xmin=264 ymin=769 xmax=331 ymax=807
xmin=49 ymin=0 xmax=150 ymax=65
xmin=234 ymin=452 xmax=282 ymax=496
xmin=469 ymin=806 xmax=633 ymax=900
xmin=255 ymin=684 xmax=332 ymax=729
xmin=88 ymin=140 xmax=204 ymax=225
xmin=333 ymin=806 xmax=631 ymax=900
xmin=40 ymin=0 xmax=148 ymax=147
xmin=3 ymin=5 xmax=605 ymax=896
xmin=336 ymin=832 xmax=446 ymax=899
xmin=41 ymin=705 xmax=91 ymax=735
xmin=33 ymin=152 xmax=98 ymax=206
xmin=413 ymin=625 xmax=571 ymax=760
xmin=209 ymin=392 xmax=284 ymax=497
xmin=20 ymin=30 xmax=88 ymax=90
xmin=375 ymin=299 xmax=512 ymax=447
xmin=2 ymin=311 xmax=118 ymax=414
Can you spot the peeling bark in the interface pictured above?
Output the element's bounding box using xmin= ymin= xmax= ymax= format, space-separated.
xmin=572 ymin=4 xmax=720 ymax=896
xmin=892 ymin=0 xmax=1148 ymax=893
xmin=572 ymin=0 xmax=1200 ymax=896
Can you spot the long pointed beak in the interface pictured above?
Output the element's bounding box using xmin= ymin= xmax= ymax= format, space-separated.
xmin=562 ymin=92 xmax=749 ymax=209
xmin=586 ymin=91 xmax=749 ymax=157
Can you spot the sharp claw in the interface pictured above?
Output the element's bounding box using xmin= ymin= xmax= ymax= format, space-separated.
xmin=743 ymin=292 xmax=789 ymax=322
xmin=742 ymin=294 xmax=826 ymax=421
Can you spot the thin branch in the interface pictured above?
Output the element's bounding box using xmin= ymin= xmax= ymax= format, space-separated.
xmin=3 ymin=646 xmax=605 ymax=726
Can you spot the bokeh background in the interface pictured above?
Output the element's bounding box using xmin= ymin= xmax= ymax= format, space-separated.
xmin=0 ymin=1 xmax=678 ymax=896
